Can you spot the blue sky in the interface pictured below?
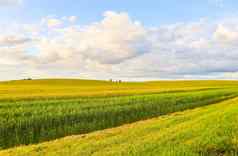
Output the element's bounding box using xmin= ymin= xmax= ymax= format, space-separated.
xmin=2 ymin=0 xmax=238 ymax=25
xmin=1 ymin=0 xmax=238 ymax=80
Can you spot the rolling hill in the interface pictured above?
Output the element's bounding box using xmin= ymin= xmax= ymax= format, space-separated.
xmin=1 ymin=79 xmax=238 ymax=155
xmin=1 ymin=79 xmax=238 ymax=100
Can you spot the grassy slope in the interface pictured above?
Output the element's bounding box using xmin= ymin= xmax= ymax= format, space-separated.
xmin=2 ymin=97 xmax=238 ymax=156
xmin=1 ymin=79 xmax=238 ymax=100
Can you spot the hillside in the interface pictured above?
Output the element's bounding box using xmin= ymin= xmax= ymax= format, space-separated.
xmin=0 ymin=79 xmax=238 ymax=100
xmin=1 ymin=97 xmax=238 ymax=156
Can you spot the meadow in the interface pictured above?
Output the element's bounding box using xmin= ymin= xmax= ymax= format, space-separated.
xmin=1 ymin=79 xmax=238 ymax=155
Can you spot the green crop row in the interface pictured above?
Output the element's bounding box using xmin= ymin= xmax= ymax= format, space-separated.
xmin=0 ymin=88 xmax=237 ymax=149
xmin=3 ymin=96 xmax=238 ymax=156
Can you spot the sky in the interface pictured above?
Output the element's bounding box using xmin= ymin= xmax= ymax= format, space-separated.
xmin=1 ymin=0 xmax=238 ymax=80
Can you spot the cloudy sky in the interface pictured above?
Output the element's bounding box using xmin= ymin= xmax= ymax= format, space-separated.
xmin=1 ymin=0 xmax=238 ymax=80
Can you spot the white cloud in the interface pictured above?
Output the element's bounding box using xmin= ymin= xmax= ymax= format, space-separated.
xmin=34 ymin=11 xmax=149 ymax=65
xmin=0 ymin=35 xmax=31 ymax=46
xmin=41 ymin=17 xmax=63 ymax=28
xmin=68 ymin=16 xmax=77 ymax=23
xmin=1 ymin=12 xmax=238 ymax=80
xmin=213 ymin=24 xmax=238 ymax=43
xmin=0 ymin=0 xmax=22 ymax=6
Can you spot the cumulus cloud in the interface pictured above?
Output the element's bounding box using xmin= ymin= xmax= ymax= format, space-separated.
xmin=1 ymin=11 xmax=238 ymax=80
xmin=213 ymin=24 xmax=238 ymax=43
xmin=73 ymin=11 xmax=149 ymax=64
xmin=34 ymin=11 xmax=149 ymax=65
xmin=0 ymin=36 xmax=32 ymax=46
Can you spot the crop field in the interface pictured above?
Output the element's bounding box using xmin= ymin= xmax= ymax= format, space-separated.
xmin=2 ymin=97 xmax=238 ymax=156
xmin=1 ymin=79 xmax=238 ymax=100
xmin=1 ymin=79 xmax=238 ymax=155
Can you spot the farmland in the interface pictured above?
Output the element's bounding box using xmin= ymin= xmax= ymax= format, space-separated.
xmin=2 ymin=97 xmax=238 ymax=156
xmin=1 ymin=79 xmax=238 ymax=155
xmin=1 ymin=79 xmax=238 ymax=100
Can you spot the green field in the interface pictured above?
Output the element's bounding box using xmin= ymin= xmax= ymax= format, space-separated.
xmin=2 ymin=97 xmax=238 ymax=156
xmin=1 ymin=79 xmax=238 ymax=155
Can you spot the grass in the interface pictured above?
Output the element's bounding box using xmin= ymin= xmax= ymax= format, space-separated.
xmin=1 ymin=88 xmax=237 ymax=149
xmin=2 ymin=97 xmax=238 ymax=156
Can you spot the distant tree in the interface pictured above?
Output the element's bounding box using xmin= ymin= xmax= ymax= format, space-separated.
xmin=26 ymin=78 xmax=32 ymax=80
